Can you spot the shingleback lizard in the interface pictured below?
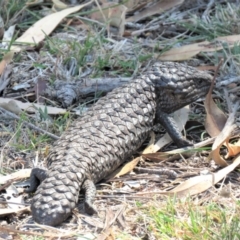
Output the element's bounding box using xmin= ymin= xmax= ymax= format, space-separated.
xmin=27 ymin=62 xmax=212 ymax=226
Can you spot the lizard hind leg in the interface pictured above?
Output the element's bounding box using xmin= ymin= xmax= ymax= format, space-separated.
xmin=25 ymin=167 xmax=48 ymax=193
xmin=82 ymin=179 xmax=97 ymax=215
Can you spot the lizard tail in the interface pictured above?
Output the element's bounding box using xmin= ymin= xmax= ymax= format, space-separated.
xmin=31 ymin=170 xmax=83 ymax=226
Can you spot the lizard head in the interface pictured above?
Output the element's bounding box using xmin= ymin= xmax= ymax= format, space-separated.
xmin=149 ymin=62 xmax=212 ymax=114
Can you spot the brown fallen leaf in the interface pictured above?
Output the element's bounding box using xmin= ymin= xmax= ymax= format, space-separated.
xmin=123 ymin=0 xmax=141 ymax=11
xmin=0 ymin=99 xmax=22 ymax=115
xmin=1 ymin=25 xmax=16 ymax=49
xmin=137 ymin=153 xmax=240 ymax=197
xmin=0 ymin=65 xmax=12 ymax=92
xmin=225 ymin=139 xmax=240 ymax=158
xmin=25 ymin=0 xmax=44 ymax=7
xmin=79 ymin=215 xmax=104 ymax=229
xmin=11 ymin=2 xmax=93 ymax=53
xmin=34 ymin=78 xmax=48 ymax=103
xmin=0 ymin=2 xmax=93 ymax=75
xmin=0 ymin=97 xmax=67 ymax=115
xmin=142 ymin=152 xmax=170 ymax=162
xmin=197 ymin=65 xmax=217 ymax=71
xmin=205 ymin=62 xmax=239 ymax=166
xmin=0 ymin=51 xmax=14 ymax=75
xmin=25 ymin=41 xmax=44 ymax=53
xmin=0 ymin=206 xmax=30 ymax=216
xmin=52 ymin=0 xmax=69 ymax=11
xmin=209 ymin=103 xmax=238 ymax=167
xmin=0 ymin=169 xmax=32 ymax=185
xmin=90 ymin=3 xmax=127 ymax=36
xmin=127 ymin=0 xmax=184 ymax=22
xmin=0 ymin=225 xmax=77 ymax=238
xmin=172 ymin=153 xmax=240 ymax=196
xmin=204 ymin=72 xmax=227 ymax=138
xmin=158 ymin=35 xmax=240 ymax=61
xmin=113 ymin=157 xmax=140 ymax=178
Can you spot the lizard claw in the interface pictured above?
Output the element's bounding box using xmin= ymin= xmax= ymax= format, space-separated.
xmin=176 ymin=138 xmax=193 ymax=148
xmin=84 ymin=201 xmax=98 ymax=215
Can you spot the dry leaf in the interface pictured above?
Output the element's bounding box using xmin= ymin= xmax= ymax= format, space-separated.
xmin=197 ymin=65 xmax=217 ymax=71
xmin=0 ymin=3 xmax=93 ymax=74
xmin=3 ymin=185 xmax=24 ymax=210
xmin=225 ymin=139 xmax=240 ymax=158
xmin=80 ymin=215 xmax=105 ymax=228
xmin=0 ymin=100 xmax=22 ymax=115
xmin=114 ymin=157 xmax=140 ymax=177
xmin=124 ymin=0 xmax=141 ymax=11
xmin=1 ymin=25 xmax=16 ymax=49
xmin=34 ymin=78 xmax=48 ymax=103
xmin=0 ymin=206 xmax=30 ymax=216
xmin=209 ymin=109 xmax=237 ymax=167
xmin=127 ymin=0 xmax=184 ymax=22
xmin=204 ymin=80 xmax=227 ymax=137
xmin=143 ymin=145 xmax=196 ymax=162
xmin=172 ymin=154 xmax=240 ymax=196
xmin=90 ymin=3 xmax=127 ymax=36
xmin=0 ymin=97 xmax=67 ymax=115
xmin=0 ymin=51 xmax=14 ymax=75
xmin=142 ymin=152 xmax=169 ymax=162
xmin=0 ymin=65 xmax=12 ymax=92
xmin=26 ymin=0 xmax=44 ymax=7
xmin=11 ymin=2 xmax=93 ymax=52
xmin=158 ymin=35 xmax=240 ymax=61
xmin=0 ymin=169 xmax=32 ymax=184
xmin=137 ymin=154 xmax=240 ymax=197
xmin=52 ymin=0 xmax=69 ymax=11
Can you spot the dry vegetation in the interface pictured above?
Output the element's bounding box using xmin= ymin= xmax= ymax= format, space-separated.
xmin=0 ymin=0 xmax=240 ymax=239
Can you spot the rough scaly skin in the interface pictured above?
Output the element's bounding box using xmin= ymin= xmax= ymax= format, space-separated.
xmin=27 ymin=62 xmax=212 ymax=226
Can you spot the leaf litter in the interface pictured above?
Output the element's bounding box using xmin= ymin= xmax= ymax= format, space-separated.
xmin=0 ymin=0 xmax=240 ymax=239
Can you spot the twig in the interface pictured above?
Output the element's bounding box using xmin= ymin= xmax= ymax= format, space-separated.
xmin=217 ymin=76 xmax=240 ymax=87
xmin=0 ymin=178 xmax=16 ymax=191
xmin=214 ymin=59 xmax=223 ymax=81
xmin=202 ymin=0 xmax=215 ymax=20
xmin=0 ymin=225 xmax=76 ymax=238
xmin=78 ymin=16 xmax=105 ymax=26
xmin=134 ymin=167 xmax=177 ymax=179
xmin=0 ymin=200 xmax=30 ymax=206
xmin=125 ymin=22 xmax=142 ymax=29
xmin=0 ymin=107 xmax=59 ymax=140
xmin=96 ymin=195 xmax=152 ymax=199
xmin=224 ymin=88 xmax=240 ymax=114
xmin=131 ymin=25 xmax=159 ymax=36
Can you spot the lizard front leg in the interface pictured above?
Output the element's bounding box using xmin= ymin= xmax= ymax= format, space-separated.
xmin=155 ymin=109 xmax=193 ymax=147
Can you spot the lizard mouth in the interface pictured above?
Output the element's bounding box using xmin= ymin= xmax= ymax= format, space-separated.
xmin=182 ymin=86 xmax=209 ymax=101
